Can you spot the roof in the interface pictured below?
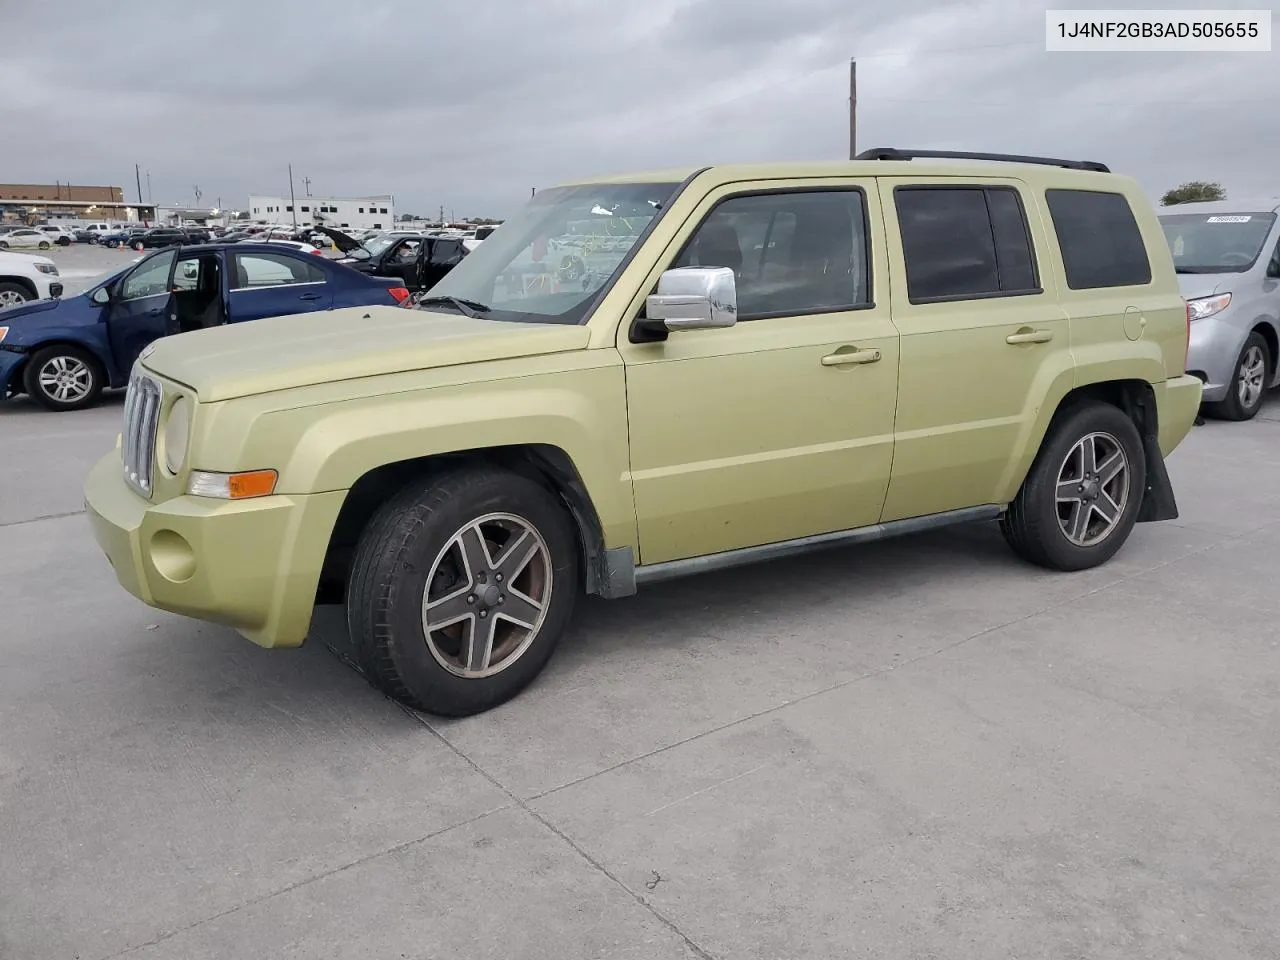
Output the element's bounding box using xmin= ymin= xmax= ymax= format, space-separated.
xmin=561 ymin=158 xmax=1120 ymax=189
xmin=1156 ymin=199 xmax=1280 ymax=215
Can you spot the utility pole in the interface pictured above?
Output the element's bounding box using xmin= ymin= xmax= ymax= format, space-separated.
xmin=303 ymin=176 xmax=311 ymax=196
xmin=287 ymin=163 xmax=298 ymax=228
xmin=848 ymin=58 xmax=857 ymax=160
xmin=146 ymin=171 xmax=152 ymax=203
xmin=135 ymin=163 xmax=143 ymax=204
xmin=439 ymin=204 xmax=444 ymax=226
xmin=531 ymin=187 xmax=536 ymax=198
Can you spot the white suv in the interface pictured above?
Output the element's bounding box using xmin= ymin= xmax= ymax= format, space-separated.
xmin=36 ymin=224 xmax=75 ymax=246
xmin=0 ymin=250 xmax=62 ymax=308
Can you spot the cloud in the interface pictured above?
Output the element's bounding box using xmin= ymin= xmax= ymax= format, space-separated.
xmin=4 ymin=0 xmax=1277 ymax=216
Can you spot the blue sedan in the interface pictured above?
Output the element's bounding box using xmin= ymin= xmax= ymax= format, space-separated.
xmin=0 ymin=243 xmax=411 ymax=411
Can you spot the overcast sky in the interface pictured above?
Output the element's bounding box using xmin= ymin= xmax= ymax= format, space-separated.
xmin=3 ymin=0 xmax=1276 ymax=217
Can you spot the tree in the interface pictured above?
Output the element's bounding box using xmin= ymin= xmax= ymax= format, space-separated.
xmin=399 ymin=213 xmax=417 ymax=222
xmin=1161 ymin=181 xmax=1226 ymax=205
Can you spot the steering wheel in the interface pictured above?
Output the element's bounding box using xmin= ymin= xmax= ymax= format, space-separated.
xmin=557 ymin=254 xmax=587 ymax=283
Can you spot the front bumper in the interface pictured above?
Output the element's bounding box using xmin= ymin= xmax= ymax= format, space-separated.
xmin=1156 ymin=374 xmax=1204 ymax=456
xmin=1186 ymin=317 xmax=1243 ymax=403
xmin=83 ymin=451 xmax=346 ymax=648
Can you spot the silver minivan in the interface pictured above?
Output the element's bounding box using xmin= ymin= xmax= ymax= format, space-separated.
xmin=1159 ymin=200 xmax=1280 ymax=420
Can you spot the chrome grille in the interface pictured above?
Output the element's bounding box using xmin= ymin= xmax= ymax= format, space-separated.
xmin=122 ymin=373 xmax=161 ymax=496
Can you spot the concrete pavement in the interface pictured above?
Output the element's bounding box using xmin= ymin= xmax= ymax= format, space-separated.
xmin=1 ymin=392 xmax=1278 ymax=959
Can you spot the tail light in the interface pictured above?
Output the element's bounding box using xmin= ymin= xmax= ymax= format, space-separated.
xmin=310 ymin=248 xmax=322 ymax=255
xmin=388 ymin=286 xmax=410 ymax=304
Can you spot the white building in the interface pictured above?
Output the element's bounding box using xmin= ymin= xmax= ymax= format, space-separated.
xmin=246 ymin=194 xmax=395 ymax=230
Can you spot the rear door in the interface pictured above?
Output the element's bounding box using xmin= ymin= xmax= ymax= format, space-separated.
xmin=228 ymin=250 xmax=333 ymax=322
xmin=105 ymin=249 xmax=177 ymax=374
xmin=877 ymin=177 xmax=1072 ymax=521
xmin=423 ymin=239 xmax=465 ymax=290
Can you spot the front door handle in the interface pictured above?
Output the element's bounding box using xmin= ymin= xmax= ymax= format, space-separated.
xmin=821 ymin=348 xmax=882 ymax=366
xmin=298 ymin=293 xmax=324 ymax=301
xmin=1006 ymin=329 xmax=1054 ymax=345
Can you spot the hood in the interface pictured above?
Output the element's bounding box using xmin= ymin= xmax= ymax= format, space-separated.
xmin=0 ymin=296 xmax=68 ymax=327
xmin=1176 ymin=273 xmax=1234 ymax=300
xmin=314 ymin=225 xmax=363 ymax=254
xmin=0 ymin=250 xmax=56 ymax=270
xmin=141 ymin=305 xmax=592 ymax=402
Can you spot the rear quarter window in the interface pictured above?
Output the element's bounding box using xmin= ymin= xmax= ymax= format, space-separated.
xmin=1045 ymin=189 xmax=1152 ymax=289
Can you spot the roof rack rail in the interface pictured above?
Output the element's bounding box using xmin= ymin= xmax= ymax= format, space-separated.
xmin=855 ymin=147 xmax=1110 ymax=174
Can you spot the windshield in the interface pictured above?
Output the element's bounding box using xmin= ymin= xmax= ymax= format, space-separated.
xmin=1159 ymin=212 xmax=1277 ymax=273
xmin=361 ymin=235 xmax=398 ymax=256
xmin=418 ymin=181 xmax=680 ymax=324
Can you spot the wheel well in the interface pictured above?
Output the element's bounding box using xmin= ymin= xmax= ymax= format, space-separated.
xmin=8 ymin=341 xmax=109 ymax=394
xmin=1046 ymin=378 xmax=1177 ymax=523
xmin=315 ymin=445 xmax=606 ymax=605
xmin=0 ymin=275 xmax=38 ymax=299
xmin=1251 ymin=323 xmax=1278 ymax=370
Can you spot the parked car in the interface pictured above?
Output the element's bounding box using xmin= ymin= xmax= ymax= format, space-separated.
xmin=265 ymin=238 xmax=324 ymax=256
xmin=83 ymin=148 xmax=1202 ymax=718
xmin=320 ymin=226 xmax=468 ymax=292
xmin=130 ymin=227 xmax=189 ymax=250
xmin=1159 ymin=200 xmax=1280 ymax=421
xmin=0 ymin=250 xmax=62 ymax=308
xmin=36 ymin=225 xmax=75 ymax=246
xmin=215 ymin=231 xmax=252 ymax=244
xmin=0 ymin=229 xmax=53 ymax=250
xmin=99 ymin=228 xmax=148 ymax=249
xmin=0 ymin=242 xmax=411 ymax=410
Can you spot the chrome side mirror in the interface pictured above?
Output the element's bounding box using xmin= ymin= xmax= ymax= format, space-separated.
xmin=645 ymin=266 xmax=737 ymax=331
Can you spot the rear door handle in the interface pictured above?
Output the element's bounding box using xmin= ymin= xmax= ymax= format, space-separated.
xmin=821 ymin=348 xmax=882 ymax=366
xmin=298 ymin=293 xmax=324 ymax=301
xmin=1006 ymin=329 xmax=1054 ymax=344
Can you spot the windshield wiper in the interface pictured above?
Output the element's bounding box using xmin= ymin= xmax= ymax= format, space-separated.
xmin=415 ymin=295 xmax=491 ymax=318
xmin=1175 ymin=266 xmax=1230 ymax=274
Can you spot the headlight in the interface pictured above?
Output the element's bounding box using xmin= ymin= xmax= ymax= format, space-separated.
xmin=35 ymin=263 xmax=58 ymax=275
xmin=163 ymin=396 xmax=191 ymax=474
xmin=1186 ymin=293 xmax=1231 ymax=322
xmin=188 ymin=469 xmax=278 ymax=500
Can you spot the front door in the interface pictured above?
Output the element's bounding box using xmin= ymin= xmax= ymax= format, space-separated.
xmin=875 ymin=177 xmax=1072 ymax=522
xmin=618 ymin=180 xmax=900 ymax=565
xmin=228 ymin=250 xmax=333 ymax=323
xmin=423 ymin=239 xmax=465 ymax=290
xmin=105 ymin=249 xmax=177 ymax=375
xmin=379 ymin=238 xmax=424 ymax=288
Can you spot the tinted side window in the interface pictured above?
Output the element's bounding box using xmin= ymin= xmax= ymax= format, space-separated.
xmin=986 ymin=189 xmax=1038 ymax=292
xmin=432 ymin=240 xmax=462 ymax=262
xmin=674 ymin=190 xmax=870 ymax=319
xmin=1045 ymin=189 xmax=1152 ymax=289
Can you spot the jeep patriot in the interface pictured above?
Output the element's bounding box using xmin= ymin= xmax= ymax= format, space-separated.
xmin=84 ymin=148 xmax=1203 ymax=716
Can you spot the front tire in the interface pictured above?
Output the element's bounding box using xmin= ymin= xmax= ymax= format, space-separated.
xmin=1205 ymin=331 xmax=1270 ymax=422
xmin=1000 ymin=401 xmax=1146 ymax=571
xmin=346 ymin=466 xmax=579 ymax=716
xmin=0 ymin=281 xmax=34 ymax=308
xmin=22 ymin=345 xmax=105 ymax=411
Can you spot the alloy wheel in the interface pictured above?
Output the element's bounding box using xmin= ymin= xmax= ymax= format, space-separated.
xmin=0 ymin=289 xmax=29 ymax=308
xmin=420 ymin=513 xmax=553 ymax=679
xmin=1055 ymin=431 xmax=1129 ymax=547
xmin=1237 ymin=344 xmax=1266 ymax=411
xmin=37 ymin=355 xmax=94 ymax=404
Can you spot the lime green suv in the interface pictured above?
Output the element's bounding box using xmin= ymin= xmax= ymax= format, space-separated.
xmin=84 ymin=148 xmax=1202 ymax=716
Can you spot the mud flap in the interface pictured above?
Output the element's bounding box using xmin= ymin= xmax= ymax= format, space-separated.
xmin=1137 ymin=431 xmax=1178 ymax=523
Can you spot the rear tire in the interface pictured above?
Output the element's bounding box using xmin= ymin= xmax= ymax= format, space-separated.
xmin=22 ymin=345 xmax=105 ymax=412
xmin=1000 ymin=401 xmax=1146 ymax=571
xmin=1205 ymin=331 xmax=1270 ymax=422
xmin=38 ymin=241 xmax=51 ymax=250
xmin=346 ymin=466 xmax=579 ymax=716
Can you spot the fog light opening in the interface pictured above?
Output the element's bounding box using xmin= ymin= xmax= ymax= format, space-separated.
xmin=149 ymin=529 xmax=197 ymax=583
